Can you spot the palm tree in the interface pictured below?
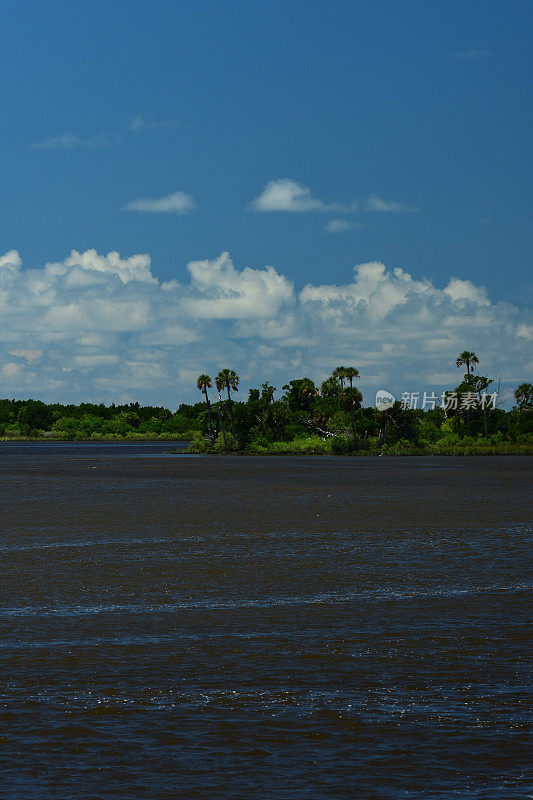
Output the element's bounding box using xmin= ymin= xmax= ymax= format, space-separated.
xmin=332 ymin=366 xmax=347 ymax=389
xmin=215 ymin=369 xmax=239 ymax=439
xmin=456 ymin=352 xmax=480 ymax=437
xmin=196 ymin=374 xmax=214 ymax=440
xmin=343 ymin=366 xmax=360 ymax=388
xmin=320 ymin=376 xmax=340 ymax=397
xmin=514 ymin=382 xmax=533 ymax=410
xmin=215 ymin=389 xmax=227 ymax=448
xmin=456 ymin=351 xmax=479 ymax=375
xmin=260 ymin=381 xmax=276 ymax=403
xmin=471 ymin=375 xmax=492 ymax=437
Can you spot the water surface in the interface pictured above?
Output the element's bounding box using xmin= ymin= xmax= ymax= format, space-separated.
xmin=0 ymin=444 xmax=531 ymax=799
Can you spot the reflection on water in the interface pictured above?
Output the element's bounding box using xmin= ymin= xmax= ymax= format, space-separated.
xmin=0 ymin=443 xmax=531 ymax=799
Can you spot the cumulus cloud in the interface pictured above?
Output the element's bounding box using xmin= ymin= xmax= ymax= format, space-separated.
xmin=0 ymin=249 xmax=529 ymax=405
xmin=0 ymin=250 xmax=22 ymax=285
xmin=53 ymin=249 xmax=156 ymax=284
xmin=184 ymin=252 xmax=294 ymax=319
xmin=250 ymin=180 xmax=416 ymax=217
xmin=250 ymin=179 xmax=358 ymax=213
xmin=123 ymin=190 xmax=196 ymax=213
xmin=444 ymin=277 xmax=490 ymax=306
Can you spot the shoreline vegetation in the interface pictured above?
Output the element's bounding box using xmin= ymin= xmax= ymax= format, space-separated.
xmin=0 ymin=435 xmax=530 ymax=456
xmin=1 ymin=352 xmax=531 ymax=456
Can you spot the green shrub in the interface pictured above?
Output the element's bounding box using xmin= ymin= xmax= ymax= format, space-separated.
xmin=330 ymin=436 xmax=353 ymax=455
xmin=187 ymin=432 xmax=210 ymax=452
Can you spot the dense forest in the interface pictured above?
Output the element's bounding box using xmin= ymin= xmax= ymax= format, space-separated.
xmin=1 ymin=352 xmax=531 ymax=454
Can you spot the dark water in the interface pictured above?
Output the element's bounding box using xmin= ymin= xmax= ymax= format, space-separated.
xmin=0 ymin=443 xmax=531 ymax=799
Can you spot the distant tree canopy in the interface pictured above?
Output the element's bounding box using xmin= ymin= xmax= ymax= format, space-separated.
xmin=186 ymin=358 xmax=531 ymax=453
xmin=0 ymin=353 xmax=531 ymax=452
xmin=0 ymin=399 xmax=201 ymax=440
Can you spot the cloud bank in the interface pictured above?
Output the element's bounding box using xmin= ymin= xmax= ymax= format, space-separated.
xmin=0 ymin=248 xmax=529 ymax=406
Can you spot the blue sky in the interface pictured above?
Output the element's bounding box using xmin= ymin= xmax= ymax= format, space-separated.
xmin=0 ymin=0 xmax=531 ymax=405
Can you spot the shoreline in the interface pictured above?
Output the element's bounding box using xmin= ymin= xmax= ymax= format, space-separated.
xmin=0 ymin=435 xmax=189 ymax=443
xmin=1 ymin=437 xmax=530 ymax=456
xmin=182 ymin=448 xmax=533 ymax=457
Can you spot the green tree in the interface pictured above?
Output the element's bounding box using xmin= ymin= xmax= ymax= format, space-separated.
xmin=343 ymin=366 xmax=360 ymax=387
xmin=332 ymin=366 xmax=347 ymax=389
xmin=456 ymin=350 xmax=479 ymax=375
xmin=515 ymin=382 xmax=533 ymax=410
xmin=282 ymin=378 xmax=317 ymax=411
xmin=17 ymin=400 xmax=53 ymax=434
xmin=339 ymin=387 xmax=363 ymax=446
xmin=265 ymin=400 xmax=290 ymax=441
xmin=215 ymin=397 xmax=227 ymax=448
xmin=261 ymin=381 xmax=276 ymax=403
xmin=196 ymin=374 xmax=214 ymax=440
xmin=215 ymin=368 xmax=239 ymax=440
xmin=321 ymin=376 xmax=340 ymax=397
xmin=455 ymin=352 xmax=480 ymax=436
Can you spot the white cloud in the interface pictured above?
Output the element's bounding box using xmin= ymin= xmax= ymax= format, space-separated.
xmin=1 ymin=363 xmax=24 ymax=379
xmin=72 ymin=355 xmax=120 ymax=368
xmin=444 ymin=277 xmax=490 ymax=306
xmin=250 ymin=180 xmax=416 ymax=217
xmin=250 ymin=179 xmax=358 ymax=213
xmin=123 ymin=190 xmax=196 ymax=214
xmin=0 ymin=250 xmax=22 ymax=287
xmin=300 ymin=261 xmax=427 ymax=321
xmin=517 ymin=324 xmax=533 ymax=341
xmin=184 ymin=252 xmax=294 ymax=319
xmin=53 ymin=249 xmax=156 ymax=285
xmin=31 ymin=133 xmax=119 ymax=150
xmin=366 ymin=194 xmax=419 ymax=213
xmin=0 ymin=248 xmax=529 ymax=405
xmin=325 ymin=219 xmax=361 ymax=233
xmin=9 ymin=349 xmax=42 ymax=363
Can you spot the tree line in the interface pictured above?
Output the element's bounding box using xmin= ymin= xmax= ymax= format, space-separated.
xmin=1 ymin=351 xmax=531 ymax=452
xmin=0 ymin=399 xmax=199 ymax=439
xmin=189 ymin=355 xmax=531 ymax=454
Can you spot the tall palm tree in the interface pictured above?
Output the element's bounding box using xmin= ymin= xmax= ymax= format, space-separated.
xmin=456 ymin=351 xmax=479 ymax=375
xmin=332 ymin=366 xmax=347 ymax=389
xmin=215 ymin=369 xmax=239 ymax=439
xmin=196 ymin=374 xmax=214 ymax=440
xmin=215 ymin=388 xmax=227 ymax=448
xmin=343 ymin=366 xmax=360 ymax=387
xmin=455 ymin=353 xmax=480 ymax=437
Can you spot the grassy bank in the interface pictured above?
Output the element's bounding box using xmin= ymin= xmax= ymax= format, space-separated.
xmin=0 ymin=433 xmax=191 ymax=442
xmin=184 ymin=434 xmax=533 ymax=457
